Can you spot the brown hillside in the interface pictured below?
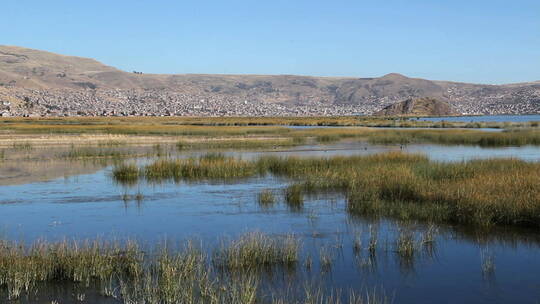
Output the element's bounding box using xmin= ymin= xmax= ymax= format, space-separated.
xmin=374 ymin=97 xmax=457 ymax=116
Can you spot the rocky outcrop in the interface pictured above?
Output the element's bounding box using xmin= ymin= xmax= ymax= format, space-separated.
xmin=374 ymin=97 xmax=457 ymax=116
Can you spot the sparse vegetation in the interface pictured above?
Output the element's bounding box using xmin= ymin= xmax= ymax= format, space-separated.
xmin=0 ymin=234 xmax=396 ymax=303
xmin=258 ymin=189 xmax=276 ymax=207
xmin=212 ymin=232 xmax=298 ymax=271
xmin=284 ymin=184 xmax=304 ymax=211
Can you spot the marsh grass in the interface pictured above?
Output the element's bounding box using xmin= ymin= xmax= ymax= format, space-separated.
xmin=319 ymin=247 xmax=334 ymax=272
xmin=261 ymin=153 xmax=540 ymax=228
xmin=0 ymin=234 xmax=302 ymax=303
xmin=176 ymin=138 xmax=302 ymax=151
xmin=65 ymin=147 xmax=132 ymax=159
xmin=113 ymin=152 xmax=540 ymax=229
xmin=3 ymin=116 xmax=536 ymax=132
xmin=480 ymin=249 xmax=496 ymax=276
xmin=112 ymin=163 xmax=140 ymax=187
xmin=272 ymin=286 xmax=391 ymax=304
xmin=395 ymin=230 xmax=416 ymax=259
xmin=365 ymin=128 xmax=540 ymax=147
xmin=11 ymin=141 xmax=32 ymax=150
xmin=258 ymin=189 xmax=276 ymax=207
xmin=212 ymin=232 xmax=299 ymax=271
xmin=284 ymin=185 xmax=304 ymax=211
xmin=97 ymin=140 xmax=126 ymax=147
xmin=143 ymin=153 xmax=257 ymax=183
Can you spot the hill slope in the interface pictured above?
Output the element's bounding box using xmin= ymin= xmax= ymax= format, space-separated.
xmin=375 ymin=97 xmax=457 ymax=116
xmin=0 ymin=45 xmax=539 ymax=116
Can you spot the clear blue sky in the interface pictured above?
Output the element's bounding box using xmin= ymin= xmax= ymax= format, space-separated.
xmin=2 ymin=0 xmax=539 ymax=84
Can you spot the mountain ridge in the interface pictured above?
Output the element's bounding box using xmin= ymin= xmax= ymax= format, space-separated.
xmin=0 ymin=46 xmax=539 ymax=116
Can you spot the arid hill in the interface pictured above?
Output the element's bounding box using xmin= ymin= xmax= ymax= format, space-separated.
xmin=0 ymin=45 xmax=539 ymax=116
xmin=374 ymin=97 xmax=457 ymax=116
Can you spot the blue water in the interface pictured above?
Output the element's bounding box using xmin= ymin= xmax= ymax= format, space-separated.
xmin=0 ymin=166 xmax=540 ymax=303
xmin=417 ymin=114 xmax=540 ymax=123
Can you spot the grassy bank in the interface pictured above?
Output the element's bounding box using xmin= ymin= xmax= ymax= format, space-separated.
xmin=115 ymin=152 xmax=540 ymax=228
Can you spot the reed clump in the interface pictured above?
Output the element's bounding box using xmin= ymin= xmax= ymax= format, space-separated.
xmin=112 ymin=163 xmax=140 ymax=184
xmin=284 ymin=185 xmax=304 ymax=211
xmin=143 ymin=153 xmax=257 ymax=183
xmin=212 ymin=232 xmax=299 ymax=271
xmin=258 ymin=189 xmax=276 ymax=207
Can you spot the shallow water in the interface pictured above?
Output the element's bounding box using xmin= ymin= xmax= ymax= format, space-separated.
xmin=1 ymin=144 xmax=540 ymax=303
xmin=224 ymin=141 xmax=540 ymax=162
xmin=417 ymin=114 xmax=540 ymax=123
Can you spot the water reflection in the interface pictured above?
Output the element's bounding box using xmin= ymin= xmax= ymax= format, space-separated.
xmin=1 ymin=147 xmax=540 ymax=302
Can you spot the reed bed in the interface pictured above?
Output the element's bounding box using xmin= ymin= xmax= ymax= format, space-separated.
xmin=365 ymin=128 xmax=540 ymax=147
xmin=261 ymin=153 xmax=540 ymax=228
xmin=144 ymin=153 xmax=257 ymax=183
xmin=3 ymin=117 xmax=540 ymax=149
xmin=64 ymin=147 xmax=134 ymax=159
xmin=115 ymin=152 xmax=540 ymax=228
xmin=3 ymin=115 xmax=537 ymax=130
xmin=0 ymin=234 xmax=395 ymax=303
xmin=176 ymin=137 xmax=305 ymax=150
xmin=212 ymin=232 xmax=299 ymax=271
xmin=292 ymin=127 xmax=540 ymax=147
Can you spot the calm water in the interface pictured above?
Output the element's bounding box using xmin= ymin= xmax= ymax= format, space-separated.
xmin=1 ymin=144 xmax=540 ymax=303
xmin=417 ymin=114 xmax=540 ymax=123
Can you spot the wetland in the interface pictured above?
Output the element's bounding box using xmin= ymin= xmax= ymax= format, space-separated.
xmin=0 ymin=116 xmax=540 ymax=303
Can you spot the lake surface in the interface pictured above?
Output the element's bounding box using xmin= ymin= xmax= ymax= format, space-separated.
xmin=1 ymin=143 xmax=540 ymax=303
xmin=417 ymin=114 xmax=540 ymax=123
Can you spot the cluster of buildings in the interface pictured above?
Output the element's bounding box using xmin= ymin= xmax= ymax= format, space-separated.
xmin=1 ymin=86 xmax=539 ymax=117
xmin=0 ymin=88 xmax=375 ymax=117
